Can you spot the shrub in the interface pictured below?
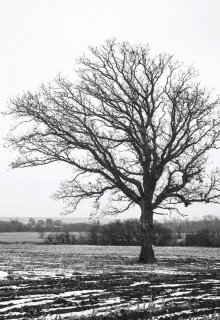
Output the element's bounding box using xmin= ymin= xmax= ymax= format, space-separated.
xmin=45 ymin=232 xmax=76 ymax=244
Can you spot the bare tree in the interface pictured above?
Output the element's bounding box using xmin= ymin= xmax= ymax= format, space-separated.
xmin=6 ymin=40 xmax=220 ymax=263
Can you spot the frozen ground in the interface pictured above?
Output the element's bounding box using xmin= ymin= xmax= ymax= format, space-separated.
xmin=0 ymin=244 xmax=219 ymax=319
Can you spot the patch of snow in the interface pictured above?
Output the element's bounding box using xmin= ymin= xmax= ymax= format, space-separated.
xmin=202 ymin=296 xmax=220 ymax=300
xmin=42 ymin=308 xmax=96 ymax=319
xmin=170 ymin=290 xmax=192 ymax=296
xmin=0 ymin=294 xmax=57 ymax=307
xmin=130 ymin=281 xmax=150 ymax=286
xmin=61 ymin=289 xmax=105 ymax=297
xmin=129 ymin=302 xmax=149 ymax=311
xmin=0 ymin=271 xmax=8 ymax=278
xmin=14 ymin=269 xmax=75 ymax=280
xmin=0 ymin=299 xmax=53 ymax=314
xmin=102 ymin=297 xmax=121 ymax=304
xmin=200 ymin=279 xmax=220 ymax=284
xmin=150 ymin=283 xmax=185 ymax=288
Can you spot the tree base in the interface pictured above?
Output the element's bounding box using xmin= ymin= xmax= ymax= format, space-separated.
xmin=138 ymin=256 xmax=156 ymax=264
xmin=138 ymin=245 xmax=156 ymax=264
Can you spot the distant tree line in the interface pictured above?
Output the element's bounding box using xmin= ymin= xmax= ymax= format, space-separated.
xmin=45 ymin=218 xmax=220 ymax=247
xmin=0 ymin=218 xmax=91 ymax=233
xmin=163 ymin=215 xmax=220 ymax=234
xmin=2 ymin=215 xmax=220 ymax=233
xmin=45 ymin=220 xmax=173 ymax=246
xmin=89 ymin=220 xmax=173 ymax=246
xmin=1 ymin=216 xmax=220 ymax=247
xmin=185 ymin=229 xmax=220 ymax=247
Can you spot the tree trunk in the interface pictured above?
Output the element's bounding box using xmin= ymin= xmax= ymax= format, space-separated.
xmin=139 ymin=205 xmax=156 ymax=264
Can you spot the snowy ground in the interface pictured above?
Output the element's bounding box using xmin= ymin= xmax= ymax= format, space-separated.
xmin=0 ymin=245 xmax=219 ymax=319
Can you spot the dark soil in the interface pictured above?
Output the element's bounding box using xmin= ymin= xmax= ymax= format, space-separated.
xmin=0 ymin=244 xmax=219 ymax=319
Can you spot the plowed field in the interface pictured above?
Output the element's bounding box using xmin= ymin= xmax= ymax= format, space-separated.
xmin=0 ymin=245 xmax=219 ymax=319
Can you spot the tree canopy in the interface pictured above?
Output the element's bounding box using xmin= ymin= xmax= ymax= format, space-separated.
xmin=6 ymin=40 xmax=220 ymax=262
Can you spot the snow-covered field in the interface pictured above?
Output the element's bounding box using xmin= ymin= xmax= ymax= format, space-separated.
xmin=0 ymin=244 xmax=219 ymax=319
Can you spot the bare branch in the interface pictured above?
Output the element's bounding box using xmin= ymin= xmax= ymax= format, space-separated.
xmin=5 ymin=39 xmax=220 ymax=220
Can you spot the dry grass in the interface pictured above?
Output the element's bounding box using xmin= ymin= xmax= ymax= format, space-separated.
xmin=0 ymin=232 xmax=85 ymax=243
xmin=0 ymin=232 xmax=43 ymax=243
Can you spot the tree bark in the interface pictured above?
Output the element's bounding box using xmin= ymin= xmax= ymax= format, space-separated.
xmin=139 ymin=205 xmax=156 ymax=264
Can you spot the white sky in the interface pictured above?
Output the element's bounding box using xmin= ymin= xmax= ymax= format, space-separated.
xmin=0 ymin=0 xmax=220 ymax=220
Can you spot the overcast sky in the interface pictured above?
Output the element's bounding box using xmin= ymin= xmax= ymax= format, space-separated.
xmin=1 ymin=0 xmax=220 ymax=220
